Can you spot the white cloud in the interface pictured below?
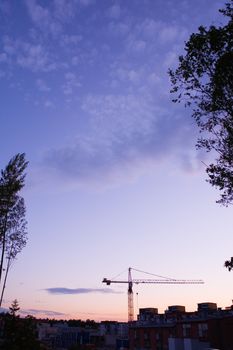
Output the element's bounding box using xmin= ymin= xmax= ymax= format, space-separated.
xmin=107 ymin=4 xmax=121 ymax=19
xmin=24 ymin=0 xmax=64 ymax=35
xmin=159 ymin=26 xmax=179 ymax=43
xmin=62 ymin=72 xmax=81 ymax=95
xmin=43 ymin=84 xmax=200 ymax=187
xmin=71 ymin=56 xmax=79 ymax=65
xmin=112 ymin=67 xmax=142 ymax=86
xmin=0 ymin=53 xmax=7 ymax=63
xmin=25 ymin=0 xmax=51 ymax=29
xmin=78 ymin=0 xmax=94 ymax=6
xmin=108 ymin=21 xmax=130 ymax=36
xmin=44 ymin=100 xmax=55 ymax=108
xmin=140 ymin=18 xmax=160 ymax=37
xmin=2 ymin=36 xmax=58 ymax=72
xmin=16 ymin=42 xmax=54 ymax=71
xmin=126 ymin=36 xmax=146 ymax=53
xmin=53 ymin=0 xmax=77 ymax=21
xmin=126 ymin=18 xmax=187 ymax=53
xmin=148 ymin=73 xmax=161 ymax=85
xmin=61 ymin=34 xmax=82 ymax=46
xmin=3 ymin=36 xmax=17 ymax=55
xmin=36 ymin=79 xmax=51 ymax=92
xmin=81 ymin=93 xmax=157 ymax=140
xmin=163 ymin=49 xmax=179 ymax=68
xmin=159 ymin=25 xmax=187 ymax=44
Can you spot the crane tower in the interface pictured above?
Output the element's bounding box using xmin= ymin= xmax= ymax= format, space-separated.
xmin=103 ymin=267 xmax=204 ymax=322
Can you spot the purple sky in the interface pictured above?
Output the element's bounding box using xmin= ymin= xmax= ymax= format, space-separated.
xmin=1 ymin=0 xmax=232 ymax=321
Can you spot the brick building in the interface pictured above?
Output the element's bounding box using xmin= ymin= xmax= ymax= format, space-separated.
xmin=129 ymin=302 xmax=233 ymax=350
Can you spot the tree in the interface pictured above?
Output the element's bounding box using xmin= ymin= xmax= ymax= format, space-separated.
xmin=169 ymin=1 xmax=233 ymax=206
xmin=224 ymin=257 xmax=233 ymax=270
xmin=1 ymin=300 xmax=42 ymax=350
xmin=0 ymin=201 xmax=27 ymax=306
xmin=9 ymin=299 xmax=20 ymax=317
xmin=0 ymin=154 xmax=28 ymax=306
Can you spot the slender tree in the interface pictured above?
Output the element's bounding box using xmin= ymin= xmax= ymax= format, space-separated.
xmin=0 ymin=214 xmax=27 ymax=306
xmin=0 ymin=154 xmax=28 ymax=305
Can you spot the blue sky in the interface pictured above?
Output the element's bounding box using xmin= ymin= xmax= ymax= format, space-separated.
xmin=1 ymin=0 xmax=233 ymax=321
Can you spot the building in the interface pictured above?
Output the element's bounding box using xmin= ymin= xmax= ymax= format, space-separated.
xmin=129 ymin=302 xmax=233 ymax=350
xmin=100 ymin=321 xmax=129 ymax=349
xmin=37 ymin=320 xmax=128 ymax=350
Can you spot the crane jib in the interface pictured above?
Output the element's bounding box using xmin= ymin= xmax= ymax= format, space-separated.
xmin=102 ymin=278 xmax=204 ymax=285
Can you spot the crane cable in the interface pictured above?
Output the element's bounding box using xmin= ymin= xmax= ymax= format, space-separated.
xmin=110 ymin=268 xmax=128 ymax=281
xmin=131 ymin=267 xmax=176 ymax=281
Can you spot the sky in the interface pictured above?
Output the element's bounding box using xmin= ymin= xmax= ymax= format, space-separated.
xmin=0 ymin=0 xmax=233 ymax=322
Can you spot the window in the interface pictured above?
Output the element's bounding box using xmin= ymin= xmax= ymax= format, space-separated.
xmin=198 ymin=323 xmax=208 ymax=337
xmin=183 ymin=324 xmax=191 ymax=337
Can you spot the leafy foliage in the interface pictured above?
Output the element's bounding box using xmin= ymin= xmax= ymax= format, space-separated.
xmin=224 ymin=257 xmax=233 ymax=271
xmin=169 ymin=1 xmax=233 ymax=205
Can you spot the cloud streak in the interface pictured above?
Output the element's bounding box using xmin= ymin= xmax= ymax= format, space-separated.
xmin=20 ymin=308 xmax=67 ymax=317
xmin=45 ymin=287 xmax=122 ymax=295
xmin=1 ymin=306 xmax=67 ymax=318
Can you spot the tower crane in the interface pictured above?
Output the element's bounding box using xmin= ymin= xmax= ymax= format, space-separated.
xmin=102 ymin=267 xmax=204 ymax=322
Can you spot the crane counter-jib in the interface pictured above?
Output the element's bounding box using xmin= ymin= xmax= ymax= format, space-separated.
xmin=102 ymin=278 xmax=129 ymax=285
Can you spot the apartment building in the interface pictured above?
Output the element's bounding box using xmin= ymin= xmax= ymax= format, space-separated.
xmin=129 ymin=302 xmax=233 ymax=350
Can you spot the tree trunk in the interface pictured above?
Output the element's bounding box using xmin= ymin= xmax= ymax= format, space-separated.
xmin=0 ymin=256 xmax=11 ymax=307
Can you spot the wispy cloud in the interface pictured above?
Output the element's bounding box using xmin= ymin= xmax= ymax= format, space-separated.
xmin=36 ymin=78 xmax=51 ymax=92
xmin=78 ymin=0 xmax=95 ymax=6
xmin=1 ymin=1 xmax=205 ymax=188
xmin=24 ymin=0 xmax=61 ymax=36
xmin=25 ymin=0 xmax=57 ymax=34
xmin=24 ymin=0 xmax=93 ymax=37
xmin=44 ymin=100 xmax=55 ymax=108
xmin=2 ymin=37 xmax=57 ymax=72
xmin=62 ymin=72 xmax=81 ymax=95
xmin=107 ymin=4 xmax=121 ymax=19
xmin=45 ymin=287 xmax=122 ymax=295
xmin=108 ymin=21 xmax=130 ymax=36
xmin=61 ymin=34 xmax=82 ymax=46
xmin=43 ymin=90 xmax=201 ymax=187
xmin=0 ymin=53 xmax=7 ymax=63
xmin=53 ymin=0 xmax=77 ymax=22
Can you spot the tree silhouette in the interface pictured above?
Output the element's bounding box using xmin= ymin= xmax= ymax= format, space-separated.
xmin=224 ymin=257 xmax=233 ymax=271
xmin=1 ymin=300 xmax=42 ymax=350
xmin=0 ymin=154 xmax=28 ymax=305
xmin=9 ymin=299 xmax=20 ymax=317
xmin=169 ymin=1 xmax=233 ymax=205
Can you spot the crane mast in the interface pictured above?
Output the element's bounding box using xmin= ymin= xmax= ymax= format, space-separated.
xmin=128 ymin=268 xmax=133 ymax=323
xmin=102 ymin=267 xmax=204 ymax=323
